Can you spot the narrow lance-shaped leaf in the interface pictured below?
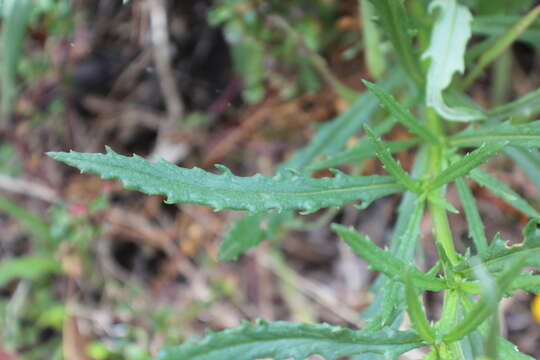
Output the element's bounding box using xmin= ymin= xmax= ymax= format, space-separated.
xmin=283 ymin=69 xmax=401 ymax=172
xmin=472 ymin=15 xmax=540 ymax=48
xmin=469 ymin=168 xmax=540 ymax=218
xmin=365 ymin=125 xmax=420 ymax=192
xmin=362 ymin=149 xmax=429 ymax=331
xmin=443 ymin=255 xmax=525 ymax=342
xmin=426 ymin=142 xmax=507 ymax=192
xmin=308 ymin=138 xmax=419 ymax=171
xmin=332 ymin=224 xmax=446 ymax=291
xmin=405 ymin=278 xmax=436 ymax=344
xmin=463 ymin=6 xmax=540 ymax=88
xmin=505 ymin=147 xmax=540 ymax=193
xmin=155 ymin=320 xmax=424 ymax=360
xmin=368 ymin=0 xmax=424 ymax=85
xmin=48 ymin=148 xmax=403 ymax=214
xmin=224 ymin=70 xmax=403 ymax=258
xmin=455 ymin=177 xmax=489 ymax=257
xmin=488 ymin=87 xmax=540 ymax=121
xmin=361 ymin=0 xmax=386 ymax=79
xmin=449 ymin=121 xmax=540 ymax=148
xmin=363 ymin=81 xmax=439 ymax=145
xmin=422 ymin=0 xmax=485 ymax=121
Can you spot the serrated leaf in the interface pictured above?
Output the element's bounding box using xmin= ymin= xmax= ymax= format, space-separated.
xmin=218 ymin=214 xmax=266 ymax=261
xmin=365 ymin=125 xmax=420 ymax=192
xmin=332 ymin=224 xmax=446 ymax=291
xmin=48 ymin=148 xmax=403 ymax=213
xmin=450 ymin=121 xmax=540 ymax=148
xmin=426 ymin=142 xmax=506 ymax=191
xmin=228 ymin=70 xmax=404 ymax=247
xmin=368 ymin=0 xmax=424 ymax=85
xmin=363 ymin=81 xmax=439 ymax=144
xmin=457 ymin=219 xmax=540 ymax=277
xmin=362 ymin=149 xmax=429 ymax=331
xmin=469 ymin=168 xmax=540 ymax=218
xmin=308 ymin=138 xmax=418 ymax=171
xmin=422 ymin=0 xmax=484 ymax=121
xmin=155 ymin=320 xmax=423 ymax=360
xmin=455 ymin=178 xmax=488 ymax=257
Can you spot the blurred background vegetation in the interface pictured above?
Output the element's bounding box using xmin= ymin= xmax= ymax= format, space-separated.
xmin=0 ymin=1 xmax=539 ymax=359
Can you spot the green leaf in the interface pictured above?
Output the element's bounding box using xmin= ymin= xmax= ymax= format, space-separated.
xmin=368 ymin=0 xmax=424 ymax=85
xmin=49 ymin=147 xmax=403 ymax=213
xmin=365 ymin=125 xmax=420 ymax=192
xmin=360 ymin=0 xmax=386 ymax=79
xmin=363 ymin=81 xmax=439 ymax=144
xmin=469 ymin=168 xmax=540 ymax=218
xmin=362 ymin=149 xmax=429 ymax=331
xmin=426 ymin=142 xmax=506 ymax=191
xmin=473 ymin=15 xmax=540 ymax=48
xmin=457 ymin=219 xmax=540 ymax=276
xmin=307 ymin=138 xmax=419 ymax=171
xmin=155 ymin=320 xmax=423 ymax=360
xmin=0 ymin=256 xmax=61 ymax=287
xmin=218 ymin=214 xmax=266 ymax=261
xmin=463 ymin=6 xmax=540 ymax=88
xmin=404 ymin=278 xmax=436 ymax=344
xmin=455 ymin=178 xmax=488 ymax=257
xmin=422 ymin=0 xmax=484 ymax=121
xmin=228 ymin=70 xmax=403 ymax=247
xmin=1 ymin=0 xmax=32 ymax=121
xmin=449 ymin=121 xmax=540 ymax=148
xmin=505 ymin=147 xmax=540 ymax=191
xmin=488 ymin=87 xmax=540 ymax=121
xmin=0 ymin=194 xmax=54 ymax=243
xmin=283 ymin=70 xmax=401 ymax=172
xmin=443 ymin=255 xmax=525 ymax=342
xmin=332 ymin=224 xmax=446 ymax=291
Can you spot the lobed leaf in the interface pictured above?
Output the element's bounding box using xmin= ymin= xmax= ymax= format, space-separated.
xmin=332 ymin=224 xmax=446 ymax=291
xmin=426 ymin=142 xmax=507 ymax=192
xmin=469 ymin=168 xmax=540 ymax=218
xmin=450 ymin=121 xmax=540 ymax=148
xmin=48 ymin=147 xmax=403 ymax=214
xmin=422 ymin=0 xmax=484 ymax=121
xmin=363 ymin=81 xmax=439 ymax=144
xmin=155 ymin=320 xmax=423 ymax=360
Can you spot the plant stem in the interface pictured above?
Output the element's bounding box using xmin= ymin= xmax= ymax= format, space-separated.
xmin=426 ymin=109 xmax=459 ymax=266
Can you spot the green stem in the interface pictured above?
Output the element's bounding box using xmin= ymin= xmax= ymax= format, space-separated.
xmin=425 ymin=109 xmax=459 ymax=266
